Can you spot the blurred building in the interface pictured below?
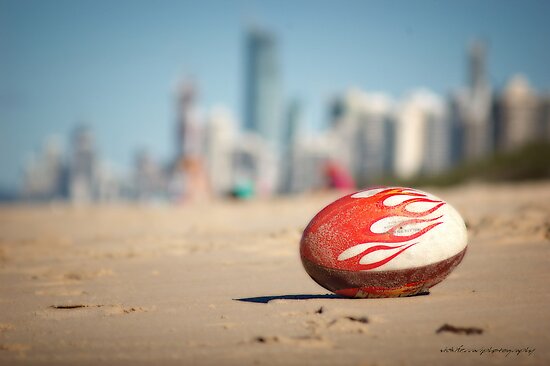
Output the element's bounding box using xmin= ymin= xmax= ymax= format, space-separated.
xmin=539 ymin=94 xmax=550 ymax=141
xmin=20 ymin=127 xmax=122 ymax=204
xmin=243 ymin=28 xmax=283 ymax=150
xmin=171 ymin=79 xmax=209 ymax=202
xmin=175 ymin=80 xmax=203 ymax=160
xmin=21 ymin=136 xmax=65 ymax=201
xmin=394 ymin=90 xmax=449 ymax=179
xmin=204 ymin=107 xmax=237 ymax=196
xmin=134 ymin=149 xmax=166 ymax=201
xmin=495 ymin=75 xmax=539 ymax=151
xmin=283 ymin=97 xmax=355 ymax=193
xmin=68 ymin=125 xmax=98 ymax=203
xmin=232 ymin=133 xmax=279 ymax=197
xmin=95 ymin=161 xmax=121 ymax=203
xmin=280 ymin=99 xmax=304 ymax=193
xmin=286 ymin=133 xmax=338 ymax=193
xmin=68 ymin=126 xmax=123 ymax=203
xmin=450 ymin=41 xmax=494 ymax=162
xmin=283 ymin=99 xmax=303 ymax=150
xmin=419 ymin=92 xmax=451 ymax=175
xmin=330 ymin=89 xmax=394 ymax=184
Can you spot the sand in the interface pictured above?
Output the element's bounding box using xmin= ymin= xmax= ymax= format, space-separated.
xmin=0 ymin=181 xmax=549 ymax=366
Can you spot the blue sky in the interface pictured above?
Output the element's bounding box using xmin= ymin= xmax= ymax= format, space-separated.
xmin=1 ymin=0 xmax=549 ymax=189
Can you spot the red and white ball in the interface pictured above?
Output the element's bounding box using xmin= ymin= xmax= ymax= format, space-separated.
xmin=300 ymin=187 xmax=468 ymax=298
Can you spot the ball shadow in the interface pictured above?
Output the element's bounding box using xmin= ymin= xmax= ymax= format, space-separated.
xmin=234 ymin=294 xmax=345 ymax=304
xmin=234 ymin=291 xmax=430 ymax=303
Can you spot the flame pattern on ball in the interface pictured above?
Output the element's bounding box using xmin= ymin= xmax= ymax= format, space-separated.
xmin=337 ymin=187 xmax=445 ymax=270
xmin=301 ymin=187 xmax=447 ymax=272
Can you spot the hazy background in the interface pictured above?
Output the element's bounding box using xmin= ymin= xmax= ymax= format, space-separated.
xmin=1 ymin=0 xmax=550 ymax=193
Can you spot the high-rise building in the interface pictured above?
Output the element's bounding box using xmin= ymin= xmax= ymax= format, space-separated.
xmin=243 ymin=28 xmax=282 ymax=150
xmin=330 ymin=89 xmax=394 ymax=183
xmin=134 ymin=149 xmax=165 ymax=201
xmin=232 ymin=133 xmax=279 ymax=197
xmin=171 ymin=79 xmax=209 ymax=202
xmin=421 ymin=94 xmax=451 ymax=175
xmin=394 ymin=90 xmax=449 ymax=179
xmin=21 ymin=136 xmax=65 ymax=201
xmin=286 ymin=133 xmax=339 ymax=193
xmin=21 ymin=128 xmax=122 ymax=203
xmin=469 ymin=41 xmax=487 ymax=92
xmin=450 ymin=41 xmax=493 ymax=162
xmin=68 ymin=125 xmax=97 ymax=203
xmin=539 ymin=94 xmax=550 ymax=141
xmin=283 ymin=99 xmax=303 ymax=149
xmin=355 ymin=93 xmax=394 ymax=183
xmin=495 ymin=75 xmax=539 ymax=151
xmin=280 ymin=99 xmax=304 ymax=193
xmin=205 ymin=107 xmax=237 ymax=196
xmin=95 ymin=160 xmax=120 ymax=203
xmin=175 ymin=79 xmax=202 ymax=160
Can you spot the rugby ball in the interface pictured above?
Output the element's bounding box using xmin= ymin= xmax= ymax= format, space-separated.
xmin=300 ymin=187 xmax=468 ymax=298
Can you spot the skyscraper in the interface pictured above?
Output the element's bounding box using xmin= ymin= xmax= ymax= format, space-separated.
xmin=134 ymin=149 xmax=165 ymax=201
xmin=280 ymin=99 xmax=303 ymax=193
xmin=68 ymin=125 xmax=97 ymax=203
xmin=21 ymin=136 xmax=64 ymax=201
xmin=243 ymin=28 xmax=282 ymax=149
xmin=283 ymin=99 xmax=303 ymax=149
xmin=451 ymin=41 xmax=493 ymax=162
xmin=232 ymin=132 xmax=279 ymax=197
xmin=175 ymin=79 xmax=202 ymax=160
xmin=171 ymin=79 xmax=209 ymax=202
xmin=421 ymin=93 xmax=451 ymax=175
xmin=204 ymin=107 xmax=236 ymax=195
xmin=330 ymin=89 xmax=394 ymax=183
xmin=469 ymin=41 xmax=487 ymax=92
xmin=496 ymin=75 xmax=539 ymax=151
xmin=391 ymin=89 xmax=451 ymax=179
xmin=354 ymin=93 xmax=394 ymax=182
xmin=539 ymin=94 xmax=550 ymax=141
xmin=286 ymin=133 xmax=339 ymax=193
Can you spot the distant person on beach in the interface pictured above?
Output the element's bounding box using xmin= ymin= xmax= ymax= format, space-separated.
xmin=172 ymin=157 xmax=211 ymax=204
xmin=323 ymin=160 xmax=355 ymax=191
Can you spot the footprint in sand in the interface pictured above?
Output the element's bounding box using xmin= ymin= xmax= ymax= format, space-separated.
xmin=39 ymin=304 xmax=152 ymax=318
xmin=306 ymin=316 xmax=370 ymax=335
xmin=102 ymin=305 xmax=151 ymax=315
xmin=0 ymin=323 xmax=15 ymax=333
xmin=62 ymin=268 xmax=114 ymax=281
xmin=0 ymin=343 xmax=31 ymax=355
xmin=30 ymin=268 xmax=114 ymax=284
xmin=470 ymin=206 xmax=550 ymax=242
xmin=276 ymin=306 xmax=371 ymax=335
xmin=436 ymin=323 xmax=484 ymax=335
xmin=35 ymin=288 xmax=87 ymax=297
xmin=251 ymin=335 xmax=331 ymax=348
xmin=205 ymin=322 xmax=238 ymax=330
xmin=0 ymin=248 xmax=8 ymax=263
xmin=280 ymin=306 xmax=326 ymax=318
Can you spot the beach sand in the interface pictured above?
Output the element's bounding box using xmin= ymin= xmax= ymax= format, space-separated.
xmin=1 ymin=181 xmax=549 ymax=365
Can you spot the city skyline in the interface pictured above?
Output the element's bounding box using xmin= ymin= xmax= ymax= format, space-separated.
xmin=17 ymin=42 xmax=550 ymax=203
xmin=2 ymin=0 xmax=550 ymax=189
